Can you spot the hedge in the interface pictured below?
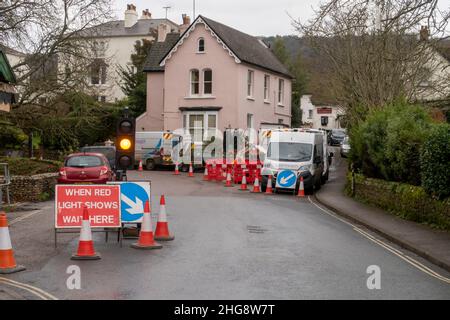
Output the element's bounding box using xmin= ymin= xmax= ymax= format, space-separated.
xmin=348 ymin=173 xmax=450 ymax=231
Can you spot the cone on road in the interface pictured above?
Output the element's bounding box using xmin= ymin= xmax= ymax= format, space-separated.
xmin=266 ymin=175 xmax=274 ymax=195
xmin=72 ymin=206 xmax=101 ymax=260
xmin=154 ymin=195 xmax=174 ymax=241
xmin=138 ymin=160 xmax=144 ymax=171
xmin=188 ymin=163 xmax=194 ymax=177
xmin=0 ymin=212 xmax=25 ymax=274
xmin=203 ymin=166 xmax=209 ymax=181
xmin=297 ymin=176 xmax=305 ymax=198
xmin=224 ymin=169 xmax=233 ymax=187
xmin=209 ymin=163 xmax=216 ymax=181
xmin=251 ymin=176 xmax=261 ymax=193
xmin=239 ymin=172 xmax=248 ymax=191
xmin=131 ymin=201 xmax=162 ymax=250
xmin=174 ymin=162 xmax=180 ymax=175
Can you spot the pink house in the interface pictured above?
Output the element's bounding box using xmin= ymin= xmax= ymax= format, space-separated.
xmin=137 ymin=15 xmax=293 ymax=136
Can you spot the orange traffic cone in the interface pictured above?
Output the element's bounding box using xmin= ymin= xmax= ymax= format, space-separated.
xmin=154 ymin=195 xmax=174 ymax=241
xmin=174 ymin=162 xmax=180 ymax=175
xmin=297 ymin=176 xmax=305 ymax=198
xmin=251 ymin=176 xmax=261 ymax=193
xmin=72 ymin=206 xmax=101 ymax=260
xmin=203 ymin=166 xmax=209 ymax=181
xmin=209 ymin=163 xmax=216 ymax=181
xmin=266 ymin=175 xmax=274 ymax=195
xmin=0 ymin=212 xmax=25 ymax=274
xmin=239 ymin=172 xmax=248 ymax=191
xmin=188 ymin=163 xmax=194 ymax=177
xmin=224 ymin=169 xmax=233 ymax=187
xmin=131 ymin=201 xmax=162 ymax=250
xmin=138 ymin=160 xmax=143 ymax=171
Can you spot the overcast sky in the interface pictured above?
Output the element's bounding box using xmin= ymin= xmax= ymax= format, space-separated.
xmin=113 ymin=0 xmax=323 ymax=36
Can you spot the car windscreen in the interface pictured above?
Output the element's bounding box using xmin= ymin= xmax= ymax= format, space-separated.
xmin=332 ymin=130 xmax=346 ymax=137
xmin=66 ymin=156 xmax=103 ymax=168
xmin=267 ymin=142 xmax=312 ymax=162
xmin=81 ymin=148 xmax=115 ymax=160
xmin=343 ymin=136 xmax=349 ymax=144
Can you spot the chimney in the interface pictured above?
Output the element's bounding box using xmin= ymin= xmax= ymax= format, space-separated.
xmin=419 ymin=25 xmax=429 ymax=41
xmin=140 ymin=9 xmax=152 ymax=20
xmin=179 ymin=14 xmax=191 ymax=34
xmin=124 ymin=4 xmax=138 ymax=28
xmin=157 ymin=23 xmax=169 ymax=42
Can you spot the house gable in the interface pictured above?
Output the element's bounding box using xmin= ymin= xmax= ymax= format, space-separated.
xmin=160 ymin=16 xmax=241 ymax=67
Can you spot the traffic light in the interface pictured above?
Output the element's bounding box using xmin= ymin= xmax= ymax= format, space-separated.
xmin=116 ymin=108 xmax=136 ymax=170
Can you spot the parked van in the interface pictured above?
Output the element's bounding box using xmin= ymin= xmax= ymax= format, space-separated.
xmin=301 ymin=128 xmax=333 ymax=183
xmin=261 ymin=130 xmax=324 ymax=194
xmin=135 ymin=132 xmax=182 ymax=170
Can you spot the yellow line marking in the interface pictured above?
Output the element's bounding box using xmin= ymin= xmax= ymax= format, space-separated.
xmin=0 ymin=277 xmax=58 ymax=300
xmin=308 ymin=196 xmax=450 ymax=285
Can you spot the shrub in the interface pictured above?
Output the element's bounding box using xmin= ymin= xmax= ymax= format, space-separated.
xmin=420 ymin=124 xmax=450 ymax=199
xmin=349 ymin=101 xmax=432 ymax=185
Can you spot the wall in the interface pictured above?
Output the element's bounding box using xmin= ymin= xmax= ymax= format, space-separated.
xmin=237 ymin=65 xmax=292 ymax=129
xmin=5 ymin=173 xmax=58 ymax=203
xmin=350 ymin=174 xmax=450 ymax=230
xmin=137 ymin=72 xmax=165 ymax=131
xmin=163 ymin=22 xmax=240 ymax=132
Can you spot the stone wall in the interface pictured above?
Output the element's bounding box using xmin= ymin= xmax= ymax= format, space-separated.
xmin=2 ymin=173 xmax=58 ymax=203
xmin=349 ymin=173 xmax=450 ymax=230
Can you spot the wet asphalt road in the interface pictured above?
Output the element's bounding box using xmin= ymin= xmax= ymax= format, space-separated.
xmin=1 ymin=150 xmax=450 ymax=299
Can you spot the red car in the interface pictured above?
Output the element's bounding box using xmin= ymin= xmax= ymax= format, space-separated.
xmin=58 ymin=153 xmax=115 ymax=184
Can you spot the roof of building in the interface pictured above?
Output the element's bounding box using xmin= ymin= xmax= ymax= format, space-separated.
xmin=143 ymin=33 xmax=181 ymax=72
xmin=80 ymin=18 xmax=179 ymax=38
xmin=0 ymin=49 xmax=16 ymax=84
xmin=144 ymin=15 xmax=292 ymax=78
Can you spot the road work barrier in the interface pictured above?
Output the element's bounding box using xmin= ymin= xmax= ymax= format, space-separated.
xmin=71 ymin=206 xmax=101 ymax=260
xmin=131 ymin=200 xmax=162 ymax=250
xmin=0 ymin=212 xmax=26 ymax=274
xmin=155 ymin=195 xmax=174 ymax=241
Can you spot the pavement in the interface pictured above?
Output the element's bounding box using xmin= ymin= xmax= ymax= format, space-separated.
xmin=0 ymin=155 xmax=449 ymax=300
xmin=315 ymin=149 xmax=450 ymax=273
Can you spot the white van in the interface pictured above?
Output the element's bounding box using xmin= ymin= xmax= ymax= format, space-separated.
xmin=301 ymin=128 xmax=333 ymax=183
xmin=261 ymin=130 xmax=325 ymax=194
xmin=135 ymin=132 xmax=182 ymax=170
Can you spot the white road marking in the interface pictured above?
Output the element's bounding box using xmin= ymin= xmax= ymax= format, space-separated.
xmin=9 ymin=209 xmax=46 ymax=226
xmin=308 ymin=196 xmax=450 ymax=285
xmin=0 ymin=277 xmax=58 ymax=300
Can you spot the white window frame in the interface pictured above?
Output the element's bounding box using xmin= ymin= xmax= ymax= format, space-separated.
xmin=247 ymin=113 xmax=254 ymax=129
xmin=247 ymin=70 xmax=254 ymax=99
xmin=198 ymin=38 xmax=205 ymax=53
xmin=190 ymin=69 xmax=200 ymax=96
xmin=264 ymin=74 xmax=270 ymax=102
xmin=183 ymin=111 xmax=219 ymax=140
xmin=278 ymin=78 xmax=285 ymax=106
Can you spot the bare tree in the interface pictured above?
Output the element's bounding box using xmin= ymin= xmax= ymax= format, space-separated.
xmin=293 ymin=0 xmax=450 ymax=123
xmin=0 ymin=0 xmax=115 ymax=155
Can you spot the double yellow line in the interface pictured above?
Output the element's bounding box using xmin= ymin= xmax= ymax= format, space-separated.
xmin=308 ymin=197 xmax=450 ymax=285
xmin=0 ymin=276 xmax=58 ymax=300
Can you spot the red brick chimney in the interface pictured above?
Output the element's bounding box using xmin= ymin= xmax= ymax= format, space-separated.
xmin=180 ymin=14 xmax=191 ymax=34
xmin=420 ymin=25 xmax=429 ymax=41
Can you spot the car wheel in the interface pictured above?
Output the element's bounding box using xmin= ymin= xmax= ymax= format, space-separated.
xmin=146 ymin=159 xmax=156 ymax=171
xmin=181 ymin=164 xmax=189 ymax=172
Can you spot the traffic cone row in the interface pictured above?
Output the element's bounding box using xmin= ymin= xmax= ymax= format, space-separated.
xmin=0 ymin=212 xmax=25 ymax=274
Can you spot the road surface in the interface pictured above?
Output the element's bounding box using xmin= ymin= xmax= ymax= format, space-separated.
xmin=1 ymin=150 xmax=449 ymax=299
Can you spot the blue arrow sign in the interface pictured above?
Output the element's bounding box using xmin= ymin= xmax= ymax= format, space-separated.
xmin=108 ymin=181 xmax=150 ymax=223
xmin=276 ymin=170 xmax=297 ymax=189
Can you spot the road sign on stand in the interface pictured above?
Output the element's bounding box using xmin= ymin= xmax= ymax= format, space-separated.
xmin=276 ymin=170 xmax=297 ymax=189
xmin=108 ymin=181 xmax=151 ymax=223
xmin=55 ymin=185 xmax=121 ymax=228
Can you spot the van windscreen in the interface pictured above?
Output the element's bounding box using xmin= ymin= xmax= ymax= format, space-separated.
xmin=267 ymin=142 xmax=312 ymax=162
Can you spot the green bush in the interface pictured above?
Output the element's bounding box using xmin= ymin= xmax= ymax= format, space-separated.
xmin=350 ymin=101 xmax=432 ymax=185
xmin=420 ymin=124 xmax=450 ymax=199
xmin=0 ymin=157 xmax=61 ymax=175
